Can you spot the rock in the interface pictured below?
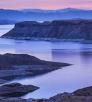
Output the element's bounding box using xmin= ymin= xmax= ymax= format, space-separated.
xmin=1 ymin=86 xmax=92 ymax=102
xmin=0 ymin=98 xmax=44 ymax=102
xmin=2 ymin=20 xmax=92 ymax=40
xmin=48 ymin=94 xmax=92 ymax=102
xmin=0 ymin=53 xmax=69 ymax=69
xmin=46 ymin=86 xmax=92 ymax=102
xmin=73 ymin=86 xmax=92 ymax=96
xmin=0 ymin=83 xmax=39 ymax=97
xmin=0 ymin=98 xmax=27 ymax=102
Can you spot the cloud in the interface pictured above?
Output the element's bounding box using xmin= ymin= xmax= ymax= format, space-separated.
xmin=0 ymin=0 xmax=92 ymax=9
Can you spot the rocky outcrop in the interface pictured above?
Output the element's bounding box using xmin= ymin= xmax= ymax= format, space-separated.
xmin=0 ymin=53 xmax=69 ymax=69
xmin=0 ymin=83 xmax=39 ymax=97
xmin=0 ymin=53 xmax=70 ymax=82
xmin=2 ymin=20 xmax=92 ymax=40
xmin=0 ymin=98 xmax=27 ymax=102
xmin=32 ymin=87 xmax=92 ymax=102
xmin=1 ymin=86 xmax=92 ymax=102
xmin=47 ymin=93 xmax=92 ymax=102
xmin=46 ymin=86 xmax=92 ymax=102
xmin=73 ymin=86 xmax=92 ymax=96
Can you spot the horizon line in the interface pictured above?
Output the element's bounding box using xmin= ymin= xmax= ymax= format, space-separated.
xmin=0 ymin=7 xmax=92 ymax=11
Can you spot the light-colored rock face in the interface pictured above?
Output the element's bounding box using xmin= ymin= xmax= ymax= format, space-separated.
xmin=2 ymin=20 xmax=92 ymax=40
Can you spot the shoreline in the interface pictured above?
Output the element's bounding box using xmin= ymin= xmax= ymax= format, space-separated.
xmin=0 ymin=86 xmax=92 ymax=102
xmin=0 ymin=53 xmax=71 ymax=101
xmin=1 ymin=37 xmax=92 ymax=43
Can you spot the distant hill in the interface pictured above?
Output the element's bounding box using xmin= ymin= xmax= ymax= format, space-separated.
xmin=0 ymin=8 xmax=92 ymax=24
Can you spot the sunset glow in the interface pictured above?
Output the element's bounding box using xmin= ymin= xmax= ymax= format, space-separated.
xmin=0 ymin=0 xmax=92 ymax=10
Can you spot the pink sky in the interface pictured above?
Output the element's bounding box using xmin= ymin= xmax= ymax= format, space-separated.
xmin=0 ymin=0 xmax=92 ymax=9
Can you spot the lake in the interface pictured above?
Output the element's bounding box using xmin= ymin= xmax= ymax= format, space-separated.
xmin=0 ymin=25 xmax=92 ymax=99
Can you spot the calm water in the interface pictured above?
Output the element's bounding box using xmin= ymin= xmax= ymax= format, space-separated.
xmin=0 ymin=25 xmax=92 ymax=99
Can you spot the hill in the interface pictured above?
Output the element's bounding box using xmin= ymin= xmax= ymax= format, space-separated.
xmin=0 ymin=8 xmax=92 ymax=24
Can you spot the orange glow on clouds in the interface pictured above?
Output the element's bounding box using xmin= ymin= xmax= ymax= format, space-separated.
xmin=0 ymin=0 xmax=92 ymax=9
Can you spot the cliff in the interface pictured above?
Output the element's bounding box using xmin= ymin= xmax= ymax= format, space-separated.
xmin=2 ymin=20 xmax=92 ymax=40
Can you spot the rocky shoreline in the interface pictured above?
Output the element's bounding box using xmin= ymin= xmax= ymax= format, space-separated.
xmin=0 ymin=86 xmax=92 ymax=102
xmin=0 ymin=53 xmax=91 ymax=102
xmin=0 ymin=53 xmax=71 ymax=101
xmin=0 ymin=83 xmax=39 ymax=97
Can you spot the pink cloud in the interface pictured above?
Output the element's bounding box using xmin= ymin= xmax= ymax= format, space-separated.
xmin=0 ymin=0 xmax=92 ymax=9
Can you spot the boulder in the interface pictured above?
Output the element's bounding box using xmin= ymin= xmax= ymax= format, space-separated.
xmin=0 ymin=83 xmax=39 ymax=97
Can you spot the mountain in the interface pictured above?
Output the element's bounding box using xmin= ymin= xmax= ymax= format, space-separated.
xmin=0 ymin=8 xmax=92 ymax=24
xmin=2 ymin=20 xmax=92 ymax=40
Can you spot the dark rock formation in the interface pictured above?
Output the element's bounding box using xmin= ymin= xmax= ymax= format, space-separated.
xmin=0 ymin=83 xmax=39 ymax=97
xmin=73 ymin=86 xmax=92 ymax=96
xmin=0 ymin=53 xmax=70 ymax=82
xmin=46 ymin=86 xmax=92 ymax=102
xmin=2 ymin=20 xmax=92 ymax=40
xmin=0 ymin=53 xmax=69 ymax=68
xmin=1 ymin=86 xmax=92 ymax=102
xmin=47 ymin=93 xmax=92 ymax=102
xmin=0 ymin=98 xmax=27 ymax=102
xmin=32 ymin=87 xmax=92 ymax=102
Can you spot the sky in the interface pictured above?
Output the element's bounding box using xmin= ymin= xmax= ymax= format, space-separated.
xmin=0 ymin=0 xmax=92 ymax=10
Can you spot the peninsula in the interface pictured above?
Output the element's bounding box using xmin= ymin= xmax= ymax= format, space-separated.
xmin=2 ymin=20 xmax=92 ymax=41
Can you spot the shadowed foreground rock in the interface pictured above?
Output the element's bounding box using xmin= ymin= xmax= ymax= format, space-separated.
xmin=47 ymin=93 xmax=92 ymax=102
xmin=0 ymin=86 xmax=92 ymax=102
xmin=46 ymin=86 xmax=92 ymax=102
xmin=73 ymin=86 xmax=92 ymax=96
xmin=0 ymin=83 xmax=39 ymax=97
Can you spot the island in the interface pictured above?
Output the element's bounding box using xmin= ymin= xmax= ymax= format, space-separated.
xmin=1 ymin=20 xmax=92 ymax=41
xmin=0 ymin=53 xmax=70 ymax=83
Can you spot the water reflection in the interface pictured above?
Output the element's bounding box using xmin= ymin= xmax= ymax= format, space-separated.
xmin=0 ymin=25 xmax=14 ymax=36
xmin=0 ymin=38 xmax=53 ymax=61
xmin=0 ymin=25 xmax=92 ymax=98
xmin=11 ymin=49 xmax=92 ymax=99
xmin=14 ymin=41 xmax=52 ymax=61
